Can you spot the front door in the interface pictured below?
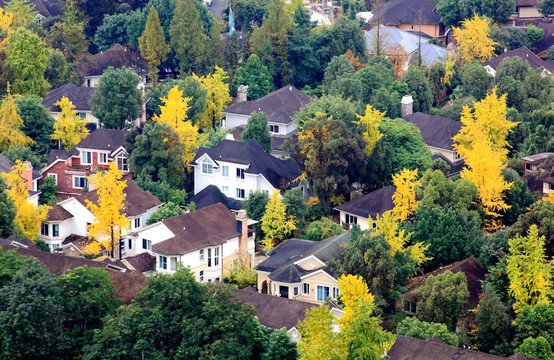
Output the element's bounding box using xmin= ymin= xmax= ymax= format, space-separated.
xmin=279 ymin=286 xmax=289 ymax=298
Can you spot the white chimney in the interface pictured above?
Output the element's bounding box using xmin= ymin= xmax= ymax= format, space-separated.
xmin=401 ymin=95 xmax=413 ymax=118
xmin=237 ymin=85 xmax=248 ymax=103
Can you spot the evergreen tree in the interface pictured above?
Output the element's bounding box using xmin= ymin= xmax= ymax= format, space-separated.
xmin=170 ymin=0 xmax=205 ymax=75
xmin=139 ymin=6 xmax=170 ymax=86
xmin=0 ymin=177 xmax=17 ymax=239
xmin=15 ymin=95 xmax=54 ymax=158
xmin=401 ymin=66 xmax=433 ymax=113
xmin=38 ymin=176 xmax=59 ymax=206
xmin=264 ymin=328 xmax=298 ymax=360
xmin=232 ymin=54 xmax=274 ymax=100
xmin=517 ymin=337 xmax=553 ymax=360
xmin=397 ymin=317 xmax=458 ymax=346
xmin=242 ymin=112 xmax=272 ymax=153
xmin=206 ymin=16 xmax=225 ymax=71
xmin=288 ymin=6 xmax=317 ymax=88
xmin=477 ymin=284 xmax=511 ymax=352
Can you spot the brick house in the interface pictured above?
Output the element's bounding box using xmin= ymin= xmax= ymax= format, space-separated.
xmin=40 ymin=129 xmax=130 ymax=199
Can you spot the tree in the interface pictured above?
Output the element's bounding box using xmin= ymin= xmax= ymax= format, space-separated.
xmin=500 ymin=168 xmax=536 ymax=226
xmin=496 ymin=56 xmax=531 ymax=82
xmin=538 ymin=0 xmax=554 ymax=16
xmin=401 ymin=66 xmax=433 ymax=113
xmin=476 ymin=283 xmax=511 ymax=352
xmin=242 ymin=111 xmax=272 ymax=153
xmin=2 ymin=145 xmax=41 ymax=171
xmin=48 ymin=0 xmax=90 ymax=64
xmin=453 ymin=14 xmax=497 ymax=63
xmin=323 ymin=54 xmax=355 ymax=90
xmin=396 ymin=317 xmax=458 ymax=346
xmin=517 ymin=337 xmax=553 ymax=360
xmin=0 ymin=84 xmax=33 ymax=152
xmin=288 ymin=6 xmax=317 ymax=88
xmin=90 ymin=67 xmax=142 ymax=129
xmin=170 ymin=0 xmax=205 ymax=74
xmin=417 ymin=270 xmax=469 ymax=331
xmin=147 ymin=202 xmax=184 ymax=224
xmin=514 ymin=302 xmax=554 ymax=351
xmin=507 ymin=225 xmax=554 ymax=313
xmin=510 ymin=198 xmax=554 ymax=258
xmin=0 ymin=178 xmax=17 ymax=239
xmin=93 ymin=13 xmax=131 ymax=51
xmin=264 ymin=328 xmax=298 ymax=360
xmin=0 ymin=7 xmax=13 ymax=49
xmin=461 ymin=61 xmax=493 ymax=100
xmin=261 ymin=189 xmax=296 ymax=250
xmin=527 ymin=24 xmax=545 ymax=45
xmin=85 ymin=163 xmax=129 ymax=258
xmin=205 ymin=16 xmax=225 ymax=72
xmin=193 ymin=66 xmax=231 ymax=128
xmin=51 ymin=96 xmax=89 ymax=150
xmin=547 ymin=45 xmax=554 ymax=62
xmin=15 ymin=95 xmax=54 ymax=158
xmin=297 ymin=305 xmax=344 ymax=360
xmin=38 ymin=175 xmax=58 ymax=206
xmin=356 ymin=61 xmax=396 ymax=104
xmin=454 ymin=0 xmax=517 ymax=25
xmin=3 ymin=0 xmax=36 ymax=28
xmin=491 ymin=26 xmax=530 ymax=53
xmin=232 ymin=54 xmax=274 ymax=100
xmin=354 ymin=105 xmax=384 ymax=156
xmin=5 ymin=28 xmax=49 ymax=96
xmin=0 ymin=245 xmax=30 ymax=287
xmin=45 ymin=48 xmax=72 ymax=90
xmin=282 ymin=187 xmax=306 ymax=224
xmin=303 ymin=217 xmax=343 ymax=241
xmin=337 ymin=274 xmax=375 ymax=327
xmin=3 ymin=160 xmax=49 ymax=242
xmin=391 ymin=168 xmax=421 ymax=222
xmin=139 ymin=6 xmax=170 ymax=86
xmin=244 ymin=190 xmax=270 ymax=221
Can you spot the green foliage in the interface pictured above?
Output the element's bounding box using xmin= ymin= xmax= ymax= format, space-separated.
xmin=232 ymin=54 xmax=274 ymax=100
xmin=93 ymin=13 xmax=132 ymax=51
xmin=329 ymin=16 xmax=367 ymax=62
xmin=2 ymin=145 xmax=41 ymax=171
xmin=510 ymin=199 xmax=554 ymax=258
xmin=479 ymin=231 xmax=509 ymax=269
xmin=147 ymin=202 xmax=184 ymax=224
xmin=483 ymin=257 xmax=512 ymax=304
xmin=517 ymin=337 xmax=554 ymax=360
xmin=496 ymin=56 xmax=531 ymax=82
xmin=233 ymin=0 xmax=271 ymax=33
xmin=436 ymin=0 xmax=515 ymax=27
xmin=461 ymin=62 xmax=493 ymax=101
xmin=288 ymin=7 xmax=317 ymax=89
xmin=242 ymin=111 xmax=272 ymax=153
xmin=0 ymin=179 xmax=17 ymax=239
xmin=14 ymin=95 xmax=55 ymax=158
xmin=396 ymin=317 xmax=458 ymax=346
xmin=139 ymin=6 xmax=170 ymax=86
xmin=45 ymin=48 xmax=74 ymax=90
xmin=514 ymin=303 xmax=554 ymax=351
xmin=323 ymin=54 xmax=355 ymax=90
xmin=170 ymin=0 xmax=205 ymax=74
xmin=356 ymin=61 xmax=395 ymax=104
xmin=401 ymin=66 xmax=433 ymax=113
xmin=500 ymin=168 xmax=537 ymax=226
xmin=526 ymin=24 xmax=545 ymax=45
xmin=302 ymin=217 xmax=343 ymax=241
xmin=546 ymin=45 xmax=554 ymax=62
xmin=264 ymin=328 xmax=298 ymax=360
xmin=417 ymin=169 xmax=479 ymax=212
xmin=244 ymin=190 xmax=270 ymax=221
xmin=538 ymin=0 xmax=554 ymax=16
xmin=224 ymin=261 xmax=258 ymax=289
xmin=417 ymin=271 xmax=469 ymax=331
xmin=135 ymin=176 xmax=188 ymax=205
xmin=0 ymin=245 xmax=29 ymax=287
xmin=282 ymin=187 xmax=307 ymax=225
xmin=293 ymin=94 xmax=361 ymax=130
xmin=369 ymin=87 xmax=402 ymax=119
xmin=90 ymin=67 xmax=142 ymax=129
xmin=477 ymin=284 xmax=511 ymax=352
xmin=490 ymin=26 xmax=530 ymax=53
xmin=434 ymin=96 xmax=475 ymax=122
xmin=39 ymin=176 xmax=59 ymax=206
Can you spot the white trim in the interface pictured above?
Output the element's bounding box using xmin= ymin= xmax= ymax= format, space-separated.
xmin=294 ymin=255 xmax=326 ymax=268
xmin=72 ymin=175 xmax=88 ymax=189
xmin=46 ymin=173 xmax=58 ymax=185
xmin=41 ymin=158 xmax=67 ymax=173
xmin=299 ymin=269 xmax=338 ymax=282
xmin=98 ymin=152 xmax=108 ymax=165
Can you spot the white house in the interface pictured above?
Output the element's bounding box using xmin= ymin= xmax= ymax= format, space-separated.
xmin=124 ymin=203 xmax=256 ymax=283
xmin=190 ymin=139 xmax=303 ymax=201
xmin=334 ymin=186 xmax=395 ymax=231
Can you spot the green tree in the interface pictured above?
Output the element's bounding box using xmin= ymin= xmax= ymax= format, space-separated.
xmin=293 ymin=94 xmax=360 ymax=130
xmin=323 ymin=54 xmax=355 ymax=90
xmin=0 ymin=178 xmax=17 ymax=239
xmin=517 ymin=337 xmax=553 ymax=360
xmin=527 ymin=24 xmax=545 ymax=45
xmin=90 ymin=66 xmax=142 ymax=129
xmin=242 ymin=112 xmax=272 ymax=153
xmin=45 ymin=48 xmax=73 ymax=90
xmin=139 ymin=6 xmax=170 ymax=86
xmin=490 ymin=26 xmax=530 ymax=53
xmin=356 ymin=61 xmax=396 ymax=104
xmin=233 ymin=0 xmax=271 ymax=33
xmin=546 ymin=45 xmax=554 ymax=61
xmin=401 ymin=66 xmax=433 ymax=113
xmin=244 ymin=190 xmax=270 ymax=221
xmin=302 ymin=217 xmax=343 ymax=241
xmin=5 ymin=28 xmax=50 ymax=96
xmin=205 ymin=17 xmax=225 ymax=71
xmin=4 ymin=0 xmax=37 ymax=28
xmin=264 ymin=328 xmax=298 ymax=360
xmin=2 ymin=145 xmax=41 ymax=171
xmin=15 ymin=95 xmax=55 ymax=158
xmin=417 ymin=270 xmax=469 ymax=331
xmin=476 ymin=283 xmax=511 ymax=352
xmin=48 ymin=0 xmax=90 ymax=64
xmin=461 ymin=61 xmax=492 ymax=101
xmin=514 ymin=303 xmax=554 ymax=350
xmin=38 ymin=176 xmax=59 ymax=206
xmin=330 ymin=16 xmax=367 ymax=62
xmin=496 ymin=56 xmax=531 ymax=82
xmin=282 ymin=187 xmax=307 ymax=225
xmin=146 ymin=202 xmax=184 ymax=224
xmin=288 ymin=6 xmax=318 ymax=88
xmin=416 ymin=169 xmax=479 ymax=213
xmin=479 ymin=231 xmax=509 ymax=269
xmin=0 ymin=246 xmax=30 ymax=287
xmin=93 ymin=13 xmax=131 ymax=51
xmin=396 ymin=317 xmax=458 ymax=346
xmin=232 ymin=54 xmax=274 ymax=100
xmin=538 ymin=0 xmax=554 ymax=17
xmin=170 ymin=0 xmax=205 ymax=74
xmin=500 ymin=168 xmax=537 ymax=226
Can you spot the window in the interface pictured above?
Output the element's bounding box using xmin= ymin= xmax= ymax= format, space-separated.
xmin=117 ymin=153 xmax=128 ymax=171
xmin=403 ymin=300 xmax=417 ymax=314
xmin=98 ymin=152 xmax=108 ymax=164
xmin=222 ymin=186 xmax=229 ymax=193
xmin=222 ymin=165 xmax=229 ymax=177
xmin=52 ymin=224 xmax=59 ymax=237
xmin=128 ymin=239 xmax=132 ymax=249
xmin=199 ymin=249 xmax=204 ymax=260
xmin=134 ymin=218 xmax=141 ymax=229
xmin=86 ymin=79 xmax=91 ymax=87
xmin=208 ymin=248 xmax=212 ymax=267
xmin=142 ymin=238 xmax=152 ymax=250
xmin=73 ymin=176 xmax=88 ymax=189
xmin=86 ymin=222 xmax=91 ymax=235
xmin=78 ymin=112 xmax=88 ymax=119
xmin=202 ymin=158 xmax=213 ymax=174
xmin=159 ymin=255 xmax=167 ymax=270
xmin=269 ymin=125 xmax=280 ymax=133
xmin=81 ymin=151 xmax=92 ymax=165
xmin=317 ymin=286 xmax=330 ymax=302
xmin=47 ymin=173 xmax=57 ymax=185
xmin=199 ymin=270 xmax=205 ymax=282
xmin=294 ymin=287 xmax=299 ymax=296
xmin=170 ymin=257 xmax=177 ymax=271
xmin=40 ymin=223 xmax=49 ymax=236
xmin=214 ymin=247 xmax=220 ymax=266
xmin=525 ymin=163 xmax=531 ymax=171
xmin=303 ymin=283 xmax=310 ymax=295
xmin=236 ymin=168 xmax=245 ymax=179
xmin=345 ymin=214 xmax=357 ymax=225
xmin=236 ymin=188 xmax=245 ymax=199
xmin=332 ymin=287 xmax=339 ymax=299
xmin=411 ymin=25 xmax=414 ymax=29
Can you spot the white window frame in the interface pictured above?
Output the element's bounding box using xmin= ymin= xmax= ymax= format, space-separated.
xmin=116 ymin=153 xmax=128 ymax=172
xmin=236 ymin=168 xmax=245 ymax=180
xmin=81 ymin=151 xmax=92 ymax=165
xmin=199 ymin=249 xmax=204 ymax=260
xmin=73 ymin=175 xmax=88 ymax=189
xmin=202 ymin=158 xmax=213 ymax=174
xmin=159 ymin=255 xmax=167 ymax=270
xmin=199 ymin=270 xmax=205 ymax=282
xmin=142 ymin=238 xmax=152 ymax=250
xmin=40 ymin=223 xmax=49 ymax=236
xmin=222 ymin=186 xmax=229 ymax=193
xmin=269 ymin=125 xmax=280 ymax=134
xmin=222 ymin=165 xmax=229 ymax=177
xmin=98 ymin=152 xmax=108 ymax=164
xmin=345 ymin=214 xmax=357 ymax=225
xmin=303 ymin=283 xmax=310 ymax=295
xmin=170 ymin=257 xmax=177 ymax=271
xmin=134 ymin=218 xmax=141 ymax=229
xmin=214 ymin=246 xmax=220 ymax=266
xmin=52 ymin=223 xmax=60 ymax=238
xmin=78 ymin=112 xmax=88 ymax=119
xmin=236 ymin=188 xmax=245 ymax=199
xmin=46 ymin=173 xmax=57 ymax=185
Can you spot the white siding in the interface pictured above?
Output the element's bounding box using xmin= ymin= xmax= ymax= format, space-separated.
xmin=222 ymin=113 xmax=250 ymax=129
xmin=338 ymin=210 xmax=371 ymax=231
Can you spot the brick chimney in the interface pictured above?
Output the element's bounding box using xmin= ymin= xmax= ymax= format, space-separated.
xmin=237 ymin=85 xmax=248 ymax=103
xmin=22 ymin=161 xmax=33 ymax=191
xmin=236 ymin=209 xmax=249 ymax=264
xmin=401 ymin=95 xmax=413 ymax=118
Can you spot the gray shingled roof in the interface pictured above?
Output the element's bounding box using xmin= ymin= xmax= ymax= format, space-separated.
xmin=481 ymin=47 xmax=554 ymax=73
xmin=334 ymin=186 xmax=395 ymax=219
xmin=370 ymin=0 xmax=441 ymax=25
xmin=186 ymin=185 xmax=243 ymax=211
xmin=42 ymin=84 xmax=95 ymax=112
xmin=46 ymin=204 xmax=74 ymax=221
xmin=0 ymin=0 xmax=61 ymax=17
xmin=0 ymin=154 xmax=41 ymax=180
xmin=78 ymin=44 xmax=148 ymax=78
xmin=222 ymin=86 xmax=314 ymax=124
xmin=404 ymin=112 xmax=462 ymax=151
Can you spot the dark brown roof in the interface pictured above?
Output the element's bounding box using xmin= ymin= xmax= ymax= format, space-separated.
xmin=42 ymin=84 xmax=95 ymax=112
xmin=481 ymin=47 xmax=554 ymax=73
xmin=78 ymin=44 xmax=147 ymax=78
xmin=0 ymin=154 xmax=41 ymax=181
xmin=0 ymin=236 xmax=39 ymax=251
xmin=152 ymin=203 xmax=240 ymax=256
xmin=334 ymin=186 xmax=395 ymax=219
xmin=123 ymin=252 xmax=156 ymax=273
xmin=46 ymin=204 xmax=74 ymax=221
xmin=388 ymin=336 xmax=538 ymax=360
xmin=185 ymin=185 xmax=243 ymax=211
xmin=404 ymin=112 xmax=462 ymax=150
xmin=521 ymin=152 xmax=554 ymax=166
xmin=516 ymin=0 xmax=537 ymax=6
xmin=535 ymin=23 xmax=554 ymax=56
xmin=370 ymin=0 xmax=441 ymax=25
xmin=0 ymin=0 xmax=61 ymax=17
xmin=73 ymin=180 xmax=162 ymax=217
xmin=61 ymin=234 xmax=96 ymax=252
xmin=223 ymin=86 xmax=314 ymax=124
xmin=76 ymin=128 xmax=126 ymax=152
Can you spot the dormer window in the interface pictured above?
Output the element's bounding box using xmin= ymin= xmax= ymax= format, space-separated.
xmin=98 ymin=152 xmax=108 ymax=164
xmin=81 ymin=151 xmax=92 ymax=165
xmin=116 ymin=153 xmax=128 ymax=172
xmin=202 ymin=158 xmax=213 ymax=174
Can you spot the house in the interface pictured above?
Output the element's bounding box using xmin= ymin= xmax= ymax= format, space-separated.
xmin=522 ymin=153 xmax=554 ymax=196
xmin=364 ymin=26 xmax=447 ymax=70
xmin=221 ymin=86 xmax=313 ymax=156
xmin=124 ymin=204 xmax=256 ymax=282
xmin=388 ymin=336 xmax=538 ymax=360
xmin=190 ymin=139 xmax=303 ymax=201
xmin=121 ymin=252 xmax=157 ymax=275
xmin=40 ymin=128 xmax=130 ymax=199
xmin=369 ymin=0 xmax=445 ymax=40
xmin=0 ymin=236 xmax=39 ymax=251
xmin=255 ymin=231 xmax=351 ymax=304
xmin=481 ymin=47 xmax=554 ymax=76
xmin=232 ymin=286 xmax=344 ymax=341
xmin=515 ymin=0 xmax=541 ymax=19
xmin=334 ymin=186 xmax=395 ymax=230
xmin=0 ymin=0 xmax=61 ymax=23
xmin=185 ymin=184 xmax=243 ymax=211
xmin=0 ymin=155 xmax=41 ymax=206
xmin=42 ymin=84 xmax=98 ymax=129
xmin=399 ymin=257 xmax=487 ymax=316
xmin=39 ymin=180 xmax=163 ymax=253
xmin=78 ymin=44 xmax=148 ymax=88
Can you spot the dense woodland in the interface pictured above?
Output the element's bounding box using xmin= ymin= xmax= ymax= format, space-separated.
xmin=0 ymin=0 xmax=554 ymax=359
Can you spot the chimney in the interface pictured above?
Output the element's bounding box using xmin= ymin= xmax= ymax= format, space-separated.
xmin=236 ymin=210 xmax=249 ymax=264
xmin=22 ymin=161 xmax=33 ymax=191
xmin=237 ymin=85 xmax=248 ymax=103
xmin=401 ymin=95 xmax=413 ymax=118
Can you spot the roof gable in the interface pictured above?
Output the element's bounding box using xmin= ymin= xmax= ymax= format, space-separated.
xmin=335 ymin=186 xmax=396 ymax=219
xmin=403 ymin=112 xmax=462 ymax=150
xmin=370 ymin=0 xmax=441 ymax=25
xmin=481 ymin=46 xmax=554 ymax=73
xmin=78 ymin=44 xmax=148 ymax=78
xmin=42 ymin=84 xmax=95 ymax=112
xmin=186 ymin=185 xmax=243 ymax=211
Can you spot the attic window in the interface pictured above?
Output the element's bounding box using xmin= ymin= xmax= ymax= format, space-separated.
xmin=202 ymin=158 xmax=213 ymax=174
xmin=310 ymin=261 xmax=316 ymax=269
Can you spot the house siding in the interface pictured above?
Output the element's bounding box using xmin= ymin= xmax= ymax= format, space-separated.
xmin=338 ymin=210 xmax=371 ymax=231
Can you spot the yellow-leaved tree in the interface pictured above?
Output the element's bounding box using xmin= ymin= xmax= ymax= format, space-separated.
xmin=3 ymin=160 xmax=49 ymax=241
xmin=84 ymin=162 xmax=129 ymax=258
xmin=507 ymin=225 xmax=554 ymax=313
xmin=193 ymin=66 xmax=231 ymax=128
xmin=391 ymin=168 xmax=421 ymax=222
xmin=51 ymin=96 xmax=89 ymax=150
xmin=0 ymin=83 xmax=33 ymax=152
xmin=153 ymin=85 xmax=200 ymax=166
xmin=337 ymin=274 xmax=375 ymax=328
xmin=298 ymin=305 xmax=345 ymax=360
xmin=354 ymin=105 xmax=384 ymax=156
xmin=453 ymin=13 xmax=497 ymax=63
xmin=442 ymin=56 xmax=455 ymax=86
xmin=0 ymin=8 xmax=13 ymax=48
xmin=260 ymin=189 xmax=296 ymax=250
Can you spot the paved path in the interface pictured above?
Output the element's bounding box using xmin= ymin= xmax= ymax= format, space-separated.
xmin=207 ymin=0 xmax=226 ymax=20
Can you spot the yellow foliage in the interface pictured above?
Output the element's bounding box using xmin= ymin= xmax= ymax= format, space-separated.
xmin=298 ymin=113 xmax=330 ymax=163
xmin=0 ymin=8 xmax=13 ymax=48
xmin=260 ymin=189 xmax=297 ymax=250
xmin=307 ymin=196 xmax=320 ymax=206
xmin=84 ymin=162 xmax=129 ymax=257
xmin=354 ymin=105 xmax=384 ymax=156
xmin=330 ymin=194 xmax=345 ymax=206
xmin=193 ymin=66 xmax=231 ymax=128
xmin=0 ymin=83 xmax=33 ymax=152
xmin=453 ymin=14 xmax=498 ymax=63
xmin=337 ymin=274 xmax=375 ymax=328
xmin=442 ymin=56 xmax=455 ymax=86
xmin=153 ymin=85 xmax=199 ymax=166
xmin=51 ymin=96 xmax=89 ymax=150
xmin=391 ymin=168 xmax=421 ymax=222
xmin=2 ymin=160 xmax=49 ymax=242
xmin=546 ymin=191 xmax=554 ymax=203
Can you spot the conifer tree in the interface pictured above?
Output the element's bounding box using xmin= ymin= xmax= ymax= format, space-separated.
xmin=170 ymin=0 xmax=205 ymax=75
xmin=139 ymin=6 xmax=170 ymax=87
xmin=206 ymin=16 xmax=225 ymax=71
xmin=51 ymin=96 xmax=89 ymax=150
xmin=354 ymin=104 xmax=384 ymax=156
xmin=261 ymin=189 xmax=296 ymax=250
xmin=232 ymin=54 xmax=274 ymax=100
xmin=0 ymin=83 xmax=33 ymax=152
xmin=242 ymin=111 xmax=272 ymax=153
